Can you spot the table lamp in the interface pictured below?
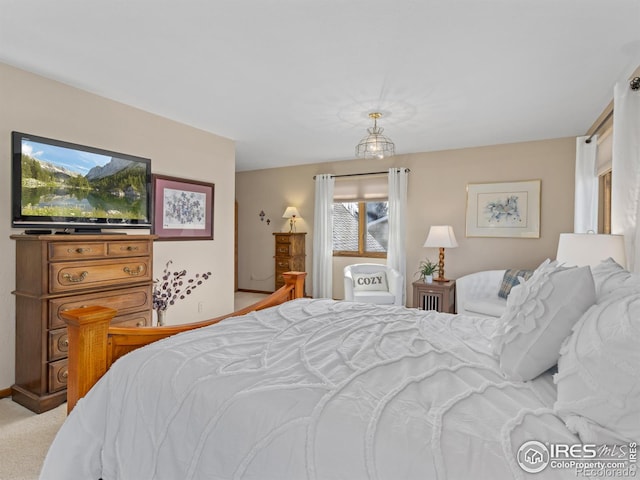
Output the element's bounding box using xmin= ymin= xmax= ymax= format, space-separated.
xmin=282 ymin=206 xmax=300 ymax=233
xmin=423 ymin=225 xmax=458 ymax=282
xmin=556 ymin=233 xmax=626 ymax=268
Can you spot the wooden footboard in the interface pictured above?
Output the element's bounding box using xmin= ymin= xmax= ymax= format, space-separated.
xmin=61 ymin=271 xmax=306 ymax=413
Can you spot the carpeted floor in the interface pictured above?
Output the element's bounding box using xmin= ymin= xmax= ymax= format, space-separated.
xmin=0 ymin=398 xmax=66 ymax=480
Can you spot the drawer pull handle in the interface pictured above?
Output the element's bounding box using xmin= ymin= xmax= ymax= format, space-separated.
xmin=278 ymin=262 xmax=287 ymax=268
xmin=123 ymin=265 xmax=145 ymax=276
xmin=60 ymin=369 xmax=69 ymax=380
xmin=67 ymin=247 xmax=91 ymax=254
xmin=123 ymin=246 xmax=139 ymax=251
xmin=59 ymin=337 xmax=69 ymax=348
xmin=62 ymin=271 xmax=88 ymax=283
xmin=136 ymin=321 xmax=145 ymax=327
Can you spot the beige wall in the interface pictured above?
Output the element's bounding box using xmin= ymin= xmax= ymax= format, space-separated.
xmin=0 ymin=63 xmax=236 ymax=390
xmin=236 ymin=137 xmax=575 ymax=300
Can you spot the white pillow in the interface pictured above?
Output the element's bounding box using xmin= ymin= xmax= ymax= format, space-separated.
xmin=491 ymin=260 xmax=596 ymax=381
xmin=554 ymin=292 xmax=640 ymax=444
xmin=352 ymin=272 xmax=388 ymax=292
xmin=591 ymin=257 xmax=640 ymax=301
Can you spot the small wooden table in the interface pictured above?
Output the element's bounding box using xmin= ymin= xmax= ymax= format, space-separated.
xmin=412 ymin=280 xmax=456 ymax=313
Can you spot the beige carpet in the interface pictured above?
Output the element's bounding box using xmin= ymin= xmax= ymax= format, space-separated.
xmin=0 ymin=398 xmax=66 ymax=480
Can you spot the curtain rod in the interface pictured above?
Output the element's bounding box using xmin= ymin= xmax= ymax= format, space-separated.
xmin=585 ymin=110 xmax=613 ymax=144
xmin=585 ymin=76 xmax=640 ymax=144
xmin=312 ymin=168 xmax=410 ymax=180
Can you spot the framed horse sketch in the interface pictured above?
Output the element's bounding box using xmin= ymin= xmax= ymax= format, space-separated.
xmin=465 ymin=180 xmax=541 ymax=238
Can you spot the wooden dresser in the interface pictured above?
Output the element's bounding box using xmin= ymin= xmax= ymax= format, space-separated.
xmin=11 ymin=234 xmax=155 ymax=413
xmin=273 ymin=232 xmax=306 ymax=291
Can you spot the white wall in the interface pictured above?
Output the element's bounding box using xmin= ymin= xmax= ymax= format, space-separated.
xmin=0 ymin=63 xmax=236 ymax=390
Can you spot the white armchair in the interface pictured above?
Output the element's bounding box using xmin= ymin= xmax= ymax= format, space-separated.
xmin=455 ymin=269 xmax=507 ymax=318
xmin=344 ymin=263 xmax=403 ymax=306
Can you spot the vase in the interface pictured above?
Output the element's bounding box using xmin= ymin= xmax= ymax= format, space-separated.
xmin=424 ymin=275 xmax=433 ymax=284
xmin=156 ymin=309 xmax=167 ymax=326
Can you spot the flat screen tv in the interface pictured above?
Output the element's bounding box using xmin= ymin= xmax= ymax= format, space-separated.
xmin=12 ymin=131 xmax=152 ymax=233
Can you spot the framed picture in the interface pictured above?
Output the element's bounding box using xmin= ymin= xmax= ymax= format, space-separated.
xmin=466 ymin=180 xmax=541 ymax=238
xmin=152 ymin=174 xmax=214 ymax=241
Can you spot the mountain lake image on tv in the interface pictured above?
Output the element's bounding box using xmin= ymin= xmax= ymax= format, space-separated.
xmin=12 ymin=132 xmax=152 ymax=230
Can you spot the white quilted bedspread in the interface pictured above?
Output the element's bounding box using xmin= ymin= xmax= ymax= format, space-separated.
xmin=41 ymin=299 xmax=577 ymax=479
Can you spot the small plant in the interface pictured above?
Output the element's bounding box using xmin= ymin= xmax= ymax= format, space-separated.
xmin=417 ymin=259 xmax=439 ymax=279
xmin=152 ymin=260 xmax=212 ymax=312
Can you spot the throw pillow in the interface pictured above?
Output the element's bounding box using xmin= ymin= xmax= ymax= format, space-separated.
xmin=497 ymin=268 xmax=534 ymax=299
xmin=591 ymin=257 xmax=640 ymax=301
xmin=352 ymin=272 xmax=389 ymax=292
xmin=491 ymin=260 xmax=596 ymax=381
xmin=554 ymin=291 xmax=640 ymax=444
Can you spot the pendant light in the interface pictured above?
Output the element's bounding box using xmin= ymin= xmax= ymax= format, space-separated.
xmin=355 ymin=112 xmax=395 ymax=159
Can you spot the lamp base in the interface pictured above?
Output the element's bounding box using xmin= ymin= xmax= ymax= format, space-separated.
xmin=434 ymin=277 xmax=450 ymax=283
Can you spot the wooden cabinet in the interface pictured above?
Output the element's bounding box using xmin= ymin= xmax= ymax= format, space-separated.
xmin=273 ymin=233 xmax=306 ymax=291
xmin=11 ymin=234 xmax=155 ymax=413
xmin=412 ymin=280 xmax=456 ymax=313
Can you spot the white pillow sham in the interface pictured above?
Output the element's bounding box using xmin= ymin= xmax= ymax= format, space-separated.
xmin=491 ymin=260 xmax=596 ymax=381
xmin=591 ymin=257 xmax=640 ymax=301
xmin=352 ymin=272 xmax=388 ymax=292
xmin=554 ymin=292 xmax=640 ymax=444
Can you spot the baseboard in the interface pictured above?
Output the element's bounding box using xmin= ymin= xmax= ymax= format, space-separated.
xmin=237 ymin=288 xmax=273 ymax=295
xmin=0 ymin=387 xmax=12 ymax=398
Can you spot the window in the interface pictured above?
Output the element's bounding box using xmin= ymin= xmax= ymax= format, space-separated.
xmin=333 ymin=201 xmax=388 ymax=257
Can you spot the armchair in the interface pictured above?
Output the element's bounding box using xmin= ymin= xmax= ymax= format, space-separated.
xmin=455 ymin=269 xmax=507 ymax=318
xmin=344 ymin=263 xmax=403 ymax=306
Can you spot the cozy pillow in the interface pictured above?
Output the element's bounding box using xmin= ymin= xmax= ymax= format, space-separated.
xmin=590 ymin=257 xmax=640 ymax=301
xmin=554 ymin=292 xmax=640 ymax=444
xmin=497 ymin=268 xmax=534 ymax=299
xmin=491 ymin=259 xmax=596 ymax=381
xmin=352 ymin=272 xmax=388 ymax=292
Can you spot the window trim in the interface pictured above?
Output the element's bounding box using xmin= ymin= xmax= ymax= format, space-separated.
xmin=333 ymin=201 xmax=387 ymax=258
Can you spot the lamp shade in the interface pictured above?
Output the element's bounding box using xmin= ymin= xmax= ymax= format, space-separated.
xmin=282 ymin=206 xmax=300 ymax=219
xmin=556 ymin=233 xmax=626 ymax=268
xmin=423 ymin=225 xmax=458 ymax=248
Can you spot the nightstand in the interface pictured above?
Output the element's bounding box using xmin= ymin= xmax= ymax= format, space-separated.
xmin=412 ymin=280 xmax=456 ymax=313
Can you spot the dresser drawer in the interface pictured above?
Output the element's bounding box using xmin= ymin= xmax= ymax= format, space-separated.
xmin=49 ymin=257 xmax=151 ymax=293
xmin=111 ymin=310 xmax=151 ymax=327
xmin=48 ymin=328 xmax=69 ymax=361
xmin=49 ymin=285 xmax=152 ymax=329
xmin=49 ymin=242 xmax=106 ymax=261
xmin=274 ymin=234 xmax=292 ymax=245
xmin=48 ymin=359 xmax=68 ymax=393
xmin=275 ymin=258 xmax=293 ymax=271
xmin=275 ymin=243 xmax=292 ymax=256
xmin=107 ymin=241 xmax=151 ymax=257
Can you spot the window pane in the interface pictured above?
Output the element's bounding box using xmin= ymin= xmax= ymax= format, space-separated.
xmin=333 ymin=202 xmax=359 ymax=251
xmin=366 ymin=201 xmax=388 ymax=252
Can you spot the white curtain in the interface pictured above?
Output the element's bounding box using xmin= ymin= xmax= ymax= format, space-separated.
xmin=312 ymin=174 xmax=335 ymax=298
xmin=612 ymin=80 xmax=640 ymax=271
xmin=387 ymin=167 xmax=409 ymax=304
xmin=574 ymin=135 xmax=599 ymax=233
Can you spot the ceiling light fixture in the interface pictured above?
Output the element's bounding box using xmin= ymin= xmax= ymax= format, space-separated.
xmin=355 ymin=112 xmax=395 ymax=159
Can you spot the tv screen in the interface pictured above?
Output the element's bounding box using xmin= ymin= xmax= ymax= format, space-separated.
xmin=12 ymin=131 xmax=152 ymax=232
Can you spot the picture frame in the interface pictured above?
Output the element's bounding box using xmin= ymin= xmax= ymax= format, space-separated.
xmin=152 ymin=174 xmax=214 ymax=241
xmin=465 ymin=180 xmax=541 ymax=238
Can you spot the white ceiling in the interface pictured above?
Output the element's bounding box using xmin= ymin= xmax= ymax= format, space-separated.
xmin=1 ymin=1 xmax=639 ymax=172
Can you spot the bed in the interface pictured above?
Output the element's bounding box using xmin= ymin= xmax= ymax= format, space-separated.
xmin=40 ymin=264 xmax=639 ymax=479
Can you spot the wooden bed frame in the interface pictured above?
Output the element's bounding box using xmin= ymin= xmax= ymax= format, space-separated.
xmin=60 ymin=271 xmax=307 ymax=413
